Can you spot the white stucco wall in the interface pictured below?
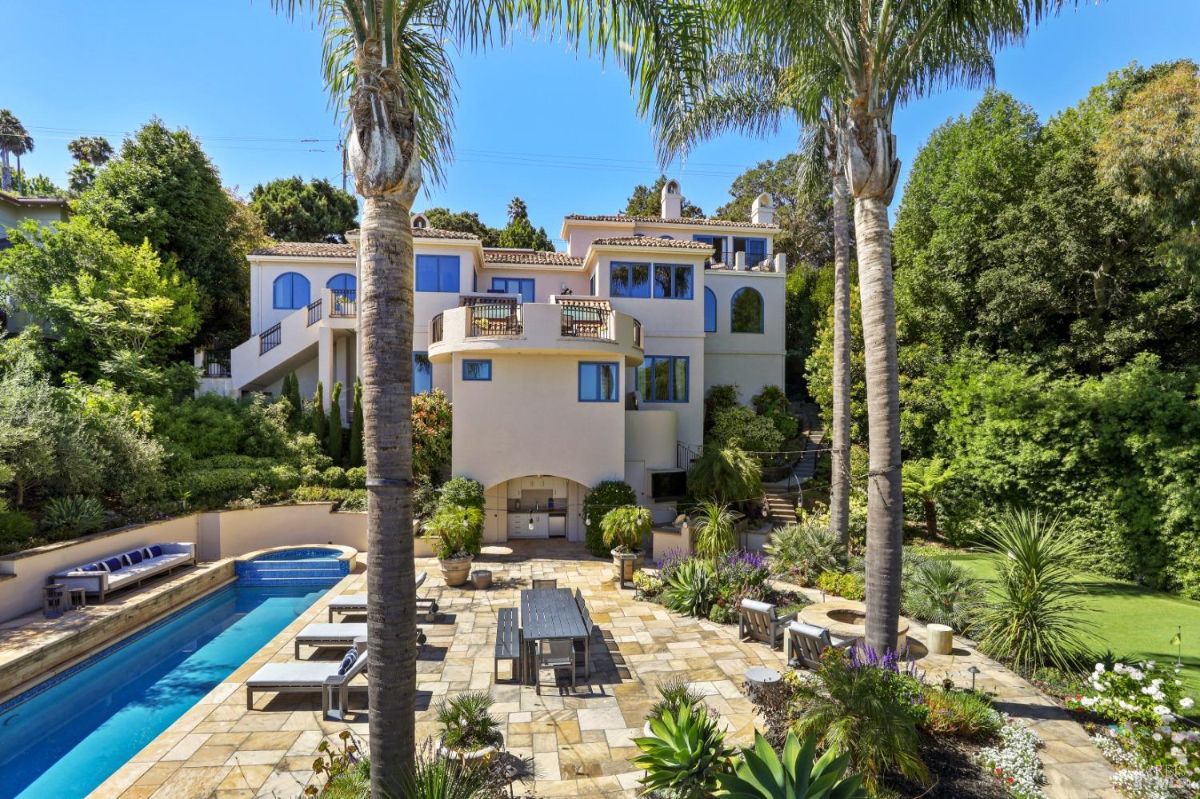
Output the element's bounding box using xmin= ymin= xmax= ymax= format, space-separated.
xmin=703 ymin=270 xmax=787 ymax=403
xmin=250 ymin=256 xmax=357 ymax=334
xmin=475 ymin=265 xmax=591 ymax=300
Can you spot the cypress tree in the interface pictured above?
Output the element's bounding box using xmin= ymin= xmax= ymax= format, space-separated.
xmin=349 ymin=378 xmax=364 ymax=468
xmin=311 ymin=381 xmax=327 ymax=444
xmin=329 ymin=381 xmax=344 ymax=465
xmin=286 ymin=372 xmax=304 ymax=426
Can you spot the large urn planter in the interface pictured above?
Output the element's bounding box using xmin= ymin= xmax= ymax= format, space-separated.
xmin=437 ymin=739 xmax=498 ymax=766
xmin=612 ymin=549 xmax=640 ymax=586
xmin=439 ymin=555 xmax=474 ymax=587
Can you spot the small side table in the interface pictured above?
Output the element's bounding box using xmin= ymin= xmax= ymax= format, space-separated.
xmin=745 ymin=666 xmax=782 ymax=704
xmin=42 ymin=583 xmax=66 ymax=619
xmin=67 ymin=587 xmax=88 ymax=610
xmin=927 ymin=624 xmax=954 ymax=655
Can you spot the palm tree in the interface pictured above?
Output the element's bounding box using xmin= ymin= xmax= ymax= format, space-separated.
xmin=0 ymin=110 xmax=34 ymax=193
xmin=271 ymin=1 xmax=709 ymax=794
xmin=705 ymin=0 xmax=1068 ymax=656
xmin=653 ymin=50 xmax=855 ymax=557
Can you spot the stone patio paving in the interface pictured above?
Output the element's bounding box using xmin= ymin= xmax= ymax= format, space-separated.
xmin=87 ymin=542 xmax=1118 ymax=799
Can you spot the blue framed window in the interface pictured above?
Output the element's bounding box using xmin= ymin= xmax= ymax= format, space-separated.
xmin=638 ymin=355 xmax=689 ymax=402
xmin=693 ymin=234 xmax=723 ymax=265
xmin=490 ymin=277 xmax=535 ymax=302
xmin=590 ymin=273 xmax=596 ymax=295
xmin=653 ymin=264 xmax=693 ymax=299
xmin=416 ymin=255 xmax=460 ymax=292
xmin=414 ymin=352 xmax=432 ymax=393
xmin=273 ymin=272 xmax=311 ymax=309
xmin=735 ymin=237 xmax=768 ymax=266
xmin=610 ymin=262 xmax=651 ymax=297
xmin=462 ymin=359 xmax=492 ymax=381
xmin=731 ymin=287 xmax=765 ymax=333
xmin=578 ymin=361 xmax=619 ymax=402
xmin=704 ymin=287 xmax=717 ymax=332
xmin=326 ymin=273 xmax=356 ymax=293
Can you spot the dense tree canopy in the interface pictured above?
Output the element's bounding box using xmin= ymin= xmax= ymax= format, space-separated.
xmin=75 ymin=119 xmax=265 ymax=347
xmin=496 ymin=196 xmax=554 ymax=250
xmin=249 ymin=176 xmax=359 ymax=242
xmin=67 ymin=136 xmax=114 ymax=194
xmin=623 ymin=175 xmax=704 ymax=217
xmin=421 ymin=207 xmax=500 ymax=246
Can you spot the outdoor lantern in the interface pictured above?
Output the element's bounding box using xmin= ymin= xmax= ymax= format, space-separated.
xmin=528 ymin=514 xmax=534 ymax=531
xmin=968 ymin=665 xmax=982 ymax=691
xmin=585 ymin=514 xmax=591 ymax=526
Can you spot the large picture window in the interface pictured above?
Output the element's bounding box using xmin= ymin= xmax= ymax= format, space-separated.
xmin=415 ymin=255 xmax=460 ymax=293
xmin=637 ymin=355 xmax=688 ymax=402
xmin=414 ymin=352 xmax=433 ymax=393
xmin=653 ymin=264 xmax=693 ymax=299
xmin=731 ymin=287 xmax=765 ymax=333
xmin=272 ymin=272 xmax=310 ymax=309
xmin=704 ymin=288 xmax=717 ymax=332
xmin=578 ymin=361 xmax=619 ymax=402
xmin=610 ymin=262 xmax=651 ymax=297
xmin=490 ymin=277 xmax=535 ymax=302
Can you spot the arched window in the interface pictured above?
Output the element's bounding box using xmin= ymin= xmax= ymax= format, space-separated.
xmin=704 ymin=288 xmax=717 ymax=332
xmin=273 ymin=272 xmax=311 ymax=309
xmin=326 ymin=273 xmax=356 ymax=294
xmin=730 ymin=287 xmax=764 ymax=333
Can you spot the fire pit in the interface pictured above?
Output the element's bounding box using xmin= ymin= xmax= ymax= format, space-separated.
xmin=798 ymin=598 xmax=911 ymax=653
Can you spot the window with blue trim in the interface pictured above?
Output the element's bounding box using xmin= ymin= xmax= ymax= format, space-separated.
xmin=637 ymin=356 xmax=688 ymax=402
xmin=326 ymin=273 xmax=356 ymax=294
xmin=578 ymin=362 xmax=619 ymax=402
xmin=653 ymin=264 xmax=693 ymax=299
xmin=273 ymin=272 xmax=311 ymax=309
xmin=734 ymin=237 xmax=768 ymax=265
xmin=490 ymin=277 xmax=535 ymax=302
xmin=693 ymin=234 xmax=723 ymax=265
xmin=462 ymin=359 xmax=492 ymax=381
xmin=704 ymin=288 xmax=717 ymax=332
xmin=413 ymin=352 xmax=433 ymax=393
xmin=610 ymin=262 xmax=651 ymax=297
xmin=415 ymin=255 xmax=460 ymax=292
xmin=731 ymin=287 xmax=765 ymax=333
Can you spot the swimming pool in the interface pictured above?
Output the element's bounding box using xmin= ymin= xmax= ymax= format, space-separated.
xmin=0 ymin=581 xmax=330 ymax=799
xmin=251 ymin=546 xmax=342 ymax=561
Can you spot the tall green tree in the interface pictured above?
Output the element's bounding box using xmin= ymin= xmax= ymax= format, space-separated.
xmin=75 ymin=119 xmax=263 ymax=346
xmin=496 ymin=197 xmax=553 ymax=250
xmin=349 ymin=377 xmax=364 ymax=467
xmin=274 ymin=0 xmax=708 ymax=791
xmin=421 ymin=207 xmax=499 ymax=245
xmin=310 ymin=381 xmax=327 ymax=444
xmin=67 ymin=136 xmax=114 ymax=194
xmin=328 ymin=380 xmax=344 ymax=465
xmin=623 ymin=175 xmax=704 ymax=217
xmin=0 ymin=110 xmax=34 ymax=193
xmin=249 ymin=176 xmax=359 ymax=241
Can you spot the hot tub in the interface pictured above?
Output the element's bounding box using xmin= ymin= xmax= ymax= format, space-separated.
xmin=235 ymin=544 xmax=357 ymax=584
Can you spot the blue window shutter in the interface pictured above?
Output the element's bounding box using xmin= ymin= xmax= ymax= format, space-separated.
xmin=704 ymin=288 xmax=716 ymax=332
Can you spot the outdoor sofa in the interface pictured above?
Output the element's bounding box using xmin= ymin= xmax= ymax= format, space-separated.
xmin=52 ymin=543 xmax=196 ymax=602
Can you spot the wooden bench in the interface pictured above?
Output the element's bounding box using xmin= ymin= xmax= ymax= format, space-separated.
xmin=495 ymin=607 xmax=523 ymax=682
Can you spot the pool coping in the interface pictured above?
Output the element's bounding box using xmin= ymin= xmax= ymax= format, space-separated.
xmin=236 ymin=544 xmax=358 ymax=571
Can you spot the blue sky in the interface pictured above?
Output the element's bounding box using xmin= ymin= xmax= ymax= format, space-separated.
xmin=4 ymin=1 xmax=1198 ymax=248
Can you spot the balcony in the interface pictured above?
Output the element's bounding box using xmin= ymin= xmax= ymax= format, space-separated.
xmin=704 ymin=248 xmax=774 ymax=270
xmin=429 ymin=296 xmax=644 ymax=364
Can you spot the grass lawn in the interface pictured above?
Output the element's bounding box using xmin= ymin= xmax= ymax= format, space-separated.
xmin=912 ymin=546 xmax=1200 ymax=702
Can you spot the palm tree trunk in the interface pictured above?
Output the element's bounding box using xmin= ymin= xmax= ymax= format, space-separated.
xmin=1 ymin=151 xmax=10 ymax=192
xmin=828 ymin=165 xmax=852 ymax=557
xmin=854 ymin=193 xmax=905 ymax=656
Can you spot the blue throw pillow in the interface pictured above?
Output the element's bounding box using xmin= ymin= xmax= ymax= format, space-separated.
xmin=337 ymin=648 xmax=359 ymax=676
xmin=104 ymin=557 xmax=123 ymax=572
xmin=81 ymin=563 xmax=103 ymax=572
xmin=149 ymin=545 xmax=163 ymax=558
xmin=126 ymin=550 xmax=144 ymax=565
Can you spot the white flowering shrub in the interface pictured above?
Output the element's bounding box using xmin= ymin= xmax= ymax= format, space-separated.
xmin=977 ymin=716 xmax=1047 ymax=799
xmin=1073 ymin=661 xmax=1200 ymax=797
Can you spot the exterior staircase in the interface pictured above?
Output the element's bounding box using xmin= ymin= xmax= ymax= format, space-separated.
xmin=762 ymin=486 xmax=800 ymax=527
xmin=761 ymin=402 xmax=825 ymax=529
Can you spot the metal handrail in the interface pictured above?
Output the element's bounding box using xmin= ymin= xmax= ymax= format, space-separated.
xmin=330 ymin=290 xmax=357 ymax=318
xmin=306 ymin=298 xmax=323 ymax=327
xmin=259 ymin=323 xmax=282 ymax=355
xmin=560 ymin=303 xmax=613 ymax=341
xmin=201 ymin=349 xmax=231 ymax=378
xmin=466 ymin=298 xmax=522 ymax=337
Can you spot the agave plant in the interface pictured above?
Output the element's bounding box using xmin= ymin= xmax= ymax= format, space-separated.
xmin=662 ymin=558 xmax=717 ymax=618
xmin=632 ymin=703 xmax=734 ymax=797
xmin=974 ymin=508 xmax=1094 ymax=672
xmin=691 ymin=500 xmax=737 ymax=559
xmin=714 ymin=730 xmax=866 ymax=799
xmin=647 ymin=675 xmax=707 ymax=722
xmin=40 ymin=495 xmax=105 ymax=535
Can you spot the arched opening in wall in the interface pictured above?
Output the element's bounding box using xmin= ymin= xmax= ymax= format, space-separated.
xmin=483 ymin=475 xmax=590 ymax=546
xmin=731 ymin=287 xmax=764 ymax=333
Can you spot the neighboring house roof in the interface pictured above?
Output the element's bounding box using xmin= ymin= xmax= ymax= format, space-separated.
xmin=482 ymin=248 xmax=583 ymax=266
xmin=0 ymin=191 xmax=70 ymax=210
xmin=590 ymin=237 xmax=715 ymax=250
xmin=251 ymin=227 xmax=479 ymax=257
xmin=565 ymin=213 xmax=779 ymax=231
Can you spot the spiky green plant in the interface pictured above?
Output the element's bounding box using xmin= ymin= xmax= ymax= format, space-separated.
xmin=600 ymin=505 xmax=651 ymax=553
xmin=647 ymin=676 xmax=707 ymax=722
xmin=662 ymin=557 xmax=718 ymax=618
xmin=714 ymin=730 xmax=867 ymax=799
xmin=975 ymin=508 xmax=1094 ymax=672
xmin=632 ymin=703 xmax=734 ymax=797
xmin=435 ymin=692 xmax=503 ymax=752
xmin=688 ymin=445 xmax=762 ymax=504
xmin=40 ymin=495 xmax=105 ymax=535
xmin=692 ymin=500 xmax=737 ymax=559
xmin=902 ymin=558 xmax=979 ymax=633
xmin=765 ymin=514 xmax=845 ymax=586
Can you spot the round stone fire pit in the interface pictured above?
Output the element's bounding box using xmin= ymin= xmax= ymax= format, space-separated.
xmin=798 ymin=598 xmax=911 ymax=653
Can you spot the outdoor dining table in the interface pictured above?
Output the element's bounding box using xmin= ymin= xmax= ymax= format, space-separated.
xmin=520 ymin=588 xmax=591 ymax=684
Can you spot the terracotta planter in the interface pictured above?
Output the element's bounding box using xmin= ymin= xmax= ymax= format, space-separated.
xmin=611 ymin=549 xmax=640 ymax=586
xmin=439 ymin=556 xmax=474 ymax=587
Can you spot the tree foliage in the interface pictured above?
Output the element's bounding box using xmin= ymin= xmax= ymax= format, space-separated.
xmin=496 ymin=197 xmax=554 ymax=250
xmin=249 ymin=176 xmax=358 ymax=242
xmin=623 ymin=175 xmax=704 ymax=217
xmin=421 ymin=207 xmax=500 ymax=246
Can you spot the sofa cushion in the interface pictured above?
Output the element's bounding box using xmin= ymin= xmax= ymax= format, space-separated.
xmin=149 ymin=544 xmax=163 ymax=558
xmin=103 ymin=557 xmax=123 ymax=572
xmin=337 ymin=648 xmax=359 ymax=676
xmin=126 ymin=549 xmax=144 ymax=565
xmin=81 ymin=563 xmax=104 ymax=572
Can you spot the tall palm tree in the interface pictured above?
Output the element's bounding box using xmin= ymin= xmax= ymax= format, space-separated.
xmin=0 ymin=110 xmax=34 ymax=193
xmin=653 ymin=50 xmax=855 ymax=556
xmin=708 ymin=0 xmax=1068 ymax=656
xmin=272 ymin=2 xmax=709 ymax=795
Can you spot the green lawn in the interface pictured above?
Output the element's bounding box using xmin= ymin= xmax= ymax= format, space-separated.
xmin=912 ymin=546 xmax=1200 ymax=701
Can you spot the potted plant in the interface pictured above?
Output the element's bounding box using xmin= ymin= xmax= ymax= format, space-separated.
xmin=601 ymin=505 xmax=651 ymax=586
xmin=425 ymin=504 xmax=483 ymax=587
xmin=436 ymin=691 xmax=504 ymax=764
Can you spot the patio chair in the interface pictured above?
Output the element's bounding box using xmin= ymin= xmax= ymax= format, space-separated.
xmin=784 ymin=621 xmax=854 ymax=670
xmin=245 ymin=646 xmax=369 ymax=718
xmin=532 ymin=578 xmax=557 ymax=589
xmin=534 ymin=639 xmax=575 ymax=694
xmin=738 ymin=599 xmax=797 ymax=650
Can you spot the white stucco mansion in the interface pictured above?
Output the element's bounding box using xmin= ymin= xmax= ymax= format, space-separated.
xmin=200 ymin=180 xmax=787 ymax=543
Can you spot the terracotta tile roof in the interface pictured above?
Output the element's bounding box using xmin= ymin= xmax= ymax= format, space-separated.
xmin=591 ymin=236 xmax=715 ymax=250
xmin=251 ymin=227 xmax=479 ymax=257
xmin=565 ymin=213 xmax=778 ymax=230
xmin=482 ymin=249 xmax=582 ymax=266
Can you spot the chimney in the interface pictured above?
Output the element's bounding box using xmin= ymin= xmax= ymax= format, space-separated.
xmin=660 ymin=179 xmax=682 ymax=219
xmin=750 ymin=193 xmax=775 ymax=225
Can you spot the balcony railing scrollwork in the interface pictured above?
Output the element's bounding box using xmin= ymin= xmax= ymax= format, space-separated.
xmin=559 ymin=300 xmax=613 ymax=341
xmin=202 ymin=349 xmax=231 ymax=378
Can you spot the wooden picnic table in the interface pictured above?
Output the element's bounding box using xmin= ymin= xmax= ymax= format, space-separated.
xmin=520 ymin=588 xmax=590 ymax=683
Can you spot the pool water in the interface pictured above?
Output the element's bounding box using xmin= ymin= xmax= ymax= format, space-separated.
xmin=252 ymin=547 xmax=341 ymax=561
xmin=0 ymin=582 xmax=329 ymax=799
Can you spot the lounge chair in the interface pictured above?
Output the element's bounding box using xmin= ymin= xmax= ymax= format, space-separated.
xmin=326 ymin=572 xmax=436 ymax=622
xmin=738 ymin=599 xmax=797 ymax=650
xmin=53 ymin=543 xmax=195 ymax=602
xmin=294 ymin=623 xmax=368 ymax=658
xmin=245 ymin=646 xmax=369 ymax=718
xmin=784 ymin=621 xmax=854 ymax=670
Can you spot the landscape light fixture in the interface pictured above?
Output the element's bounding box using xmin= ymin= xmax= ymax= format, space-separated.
xmin=968 ymin=665 xmax=982 ymax=691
